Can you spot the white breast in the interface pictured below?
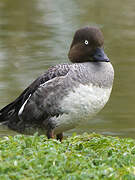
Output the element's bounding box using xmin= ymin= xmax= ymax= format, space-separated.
xmin=53 ymin=83 xmax=112 ymax=134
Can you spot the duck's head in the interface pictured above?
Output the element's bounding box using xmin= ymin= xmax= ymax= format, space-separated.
xmin=68 ymin=26 xmax=109 ymax=63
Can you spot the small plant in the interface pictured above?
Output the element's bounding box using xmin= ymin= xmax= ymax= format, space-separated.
xmin=0 ymin=133 xmax=135 ymax=179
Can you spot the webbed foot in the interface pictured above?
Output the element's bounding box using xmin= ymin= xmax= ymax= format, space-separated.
xmin=56 ymin=133 xmax=63 ymax=142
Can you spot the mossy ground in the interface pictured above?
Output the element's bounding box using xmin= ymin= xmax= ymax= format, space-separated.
xmin=0 ymin=133 xmax=135 ymax=180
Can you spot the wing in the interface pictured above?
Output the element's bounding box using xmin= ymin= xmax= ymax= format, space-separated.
xmin=0 ymin=63 xmax=70 ymax=122
xmin=18 ymin=74 xmax=71 ymax=125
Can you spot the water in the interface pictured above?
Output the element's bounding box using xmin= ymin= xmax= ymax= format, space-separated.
xmin=0 ymin=0 xmax=135 ymax=138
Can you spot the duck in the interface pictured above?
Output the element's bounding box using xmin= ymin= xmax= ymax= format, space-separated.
xmin=0 ymin=26 xmax=114 ymax=141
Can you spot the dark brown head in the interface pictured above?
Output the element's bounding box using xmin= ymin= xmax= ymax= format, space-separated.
xmin=68 ymin=26 xmax=109 ymax=63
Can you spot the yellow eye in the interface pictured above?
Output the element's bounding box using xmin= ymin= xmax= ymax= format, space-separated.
xmin=84 ymin=40 xmax=89 ymax=45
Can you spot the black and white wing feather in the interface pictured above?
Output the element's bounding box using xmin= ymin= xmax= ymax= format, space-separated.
xmin=0 ymin=64 xmax=70 ymax=125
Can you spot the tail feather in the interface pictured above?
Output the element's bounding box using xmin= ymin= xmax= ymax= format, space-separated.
xmin=0 ymin=86 xmax=30 ymax=123
xmin=0 ymin=93 xmax=25 ymax=123
xmin=0 ymin=102 xmax=17 ymax=123
xmin=0 ymin=99 xmax=24 ymax=133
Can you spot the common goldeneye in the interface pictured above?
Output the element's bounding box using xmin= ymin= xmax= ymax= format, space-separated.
xmin=0 ymin=27 xmax=114 ymax=141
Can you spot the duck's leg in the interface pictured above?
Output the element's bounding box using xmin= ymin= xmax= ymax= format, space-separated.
xmin=56 ymin=133 xmax=63 ymax=142
xmin=47 ymin=129 xmax=54 ymax=139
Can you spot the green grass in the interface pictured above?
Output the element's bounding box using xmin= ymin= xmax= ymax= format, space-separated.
xmin=0 ymin=133 xmax=135 ymax=180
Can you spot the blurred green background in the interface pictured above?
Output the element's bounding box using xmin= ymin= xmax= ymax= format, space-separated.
xmin=0 ymin=0 xmax=135 ymax=138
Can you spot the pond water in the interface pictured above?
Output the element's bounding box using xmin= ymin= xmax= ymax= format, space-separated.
xmin=0 ymin=0 xmax=135 ymax=138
